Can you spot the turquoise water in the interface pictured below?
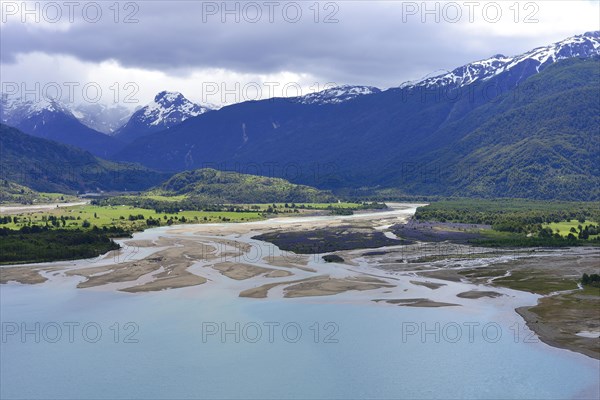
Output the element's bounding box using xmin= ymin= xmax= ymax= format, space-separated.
xmin=1 ymin=282 xmax=599 ymax=399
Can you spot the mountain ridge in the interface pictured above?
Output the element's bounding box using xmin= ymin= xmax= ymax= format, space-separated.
xmin=0 ymin=124 xmax=167 ymax=193
xmin=399 ymin=31 xmax=600 ymax=90
xmin=111 ymin=32 xmax=600 ymax=200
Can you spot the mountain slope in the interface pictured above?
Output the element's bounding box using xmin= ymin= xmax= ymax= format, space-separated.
xmin=0 ymin=96 xmax=123 ymax=157
xmin=115 ymin=91 xmax=211 ymax=142
xmin=0 ymin=180 xmax=40 ymax=204
xmin=423 ymin=59 xmax=600 ymax=200
xmin=149 ymin=168 xmax=335 ymax=203
xmin=72 ymin=103 xmax=132 ymax=135
xmin=0 ymin=124 xmax=167 ymax=193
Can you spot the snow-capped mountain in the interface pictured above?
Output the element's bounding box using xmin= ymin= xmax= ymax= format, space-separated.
xmin=1 ymin=95 xmax=73 ymax=126
xmin=136 ymin=91 xmax=210 ymax=128
xmin=72 ymin=103 xmax=132 ymax=135
xmin=115 ymin=91 xmax=211 ymax=142
xmin=0 ymin=94 xmax=131 ymax=135
xmin=401 ymin=31 xmax=600 ymax=90
xmin=297 ymin=85 xmax=381 ymax=105
xmin=0 ymin=93 xmax=122 ymax=157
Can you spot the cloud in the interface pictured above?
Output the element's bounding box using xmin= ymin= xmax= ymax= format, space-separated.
xmin=1 ymin=0 xmax=598 ymax=106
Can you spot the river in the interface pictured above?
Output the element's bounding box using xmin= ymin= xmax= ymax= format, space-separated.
xmin=1 ymin=203 xmax=598 ymax=399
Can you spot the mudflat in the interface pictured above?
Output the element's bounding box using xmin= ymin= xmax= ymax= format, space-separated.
xmin=211 ymin=262 xmax=274 ymax=280
xmin=283 ymin=276 xmax=395 ymax=298
xmin=374 ymin=298 xmax=460 ymax=307
xmin=457 ymin=290 xmax=504 ymax=299
xmin=0 ymin=266 xmax=47 ymax=284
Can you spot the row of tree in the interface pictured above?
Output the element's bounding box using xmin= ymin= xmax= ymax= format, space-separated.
xmin=581 ymin=273 xmax=600 ymax=288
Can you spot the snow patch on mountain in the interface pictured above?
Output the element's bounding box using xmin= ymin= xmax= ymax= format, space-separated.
xmin=297 ymin=85 xmax=382 ymax=105
xmin=400 ymin=31 xmax=600 ymax=90
xmin=0 ymin=94 xmax=132 ymax=135
xmin=136 ymin=91 xmax=211 ymax=128
xmin=0 ymin=94 xmax=75 ymax=126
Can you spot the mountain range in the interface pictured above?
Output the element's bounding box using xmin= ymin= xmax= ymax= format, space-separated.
xmin=1 ymin=31 xmax=598 ymax=200
xmin=399 ymin=30 xmax=600 ymax=90
xmin=0 ymin=96 xmax=121 ymax=158
xmin=0 ymin=91 xmax=211 ymax=156
xmin=110 ymin=31 xmax=600 ymax=200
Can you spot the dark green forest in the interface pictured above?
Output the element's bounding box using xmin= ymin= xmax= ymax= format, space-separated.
xmin=0 ymin=226 xmax=127 ymax=264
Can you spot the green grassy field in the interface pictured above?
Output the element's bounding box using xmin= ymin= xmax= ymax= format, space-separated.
xmin=1 ymin=204 xmax=264 ymax=231
xmin=545 ymin=219 xmax=599 ymax=239
xmin=414 ymin=199 xmax=600 ymax=246
xmin=0 ymin=201 xmax=372 ymax=232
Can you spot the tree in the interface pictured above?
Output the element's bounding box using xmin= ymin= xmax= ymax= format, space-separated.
xmin=538 ymin=227 xmax=553 ymax=238
xmin=582 ymin=273 xmax=590 ymax=285
xmin=581 ymin=273 xmax=600 ymax=287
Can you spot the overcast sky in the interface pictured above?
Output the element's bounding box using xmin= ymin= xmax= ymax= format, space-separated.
xmin=1 ymin=0 xmax=598 ymax=108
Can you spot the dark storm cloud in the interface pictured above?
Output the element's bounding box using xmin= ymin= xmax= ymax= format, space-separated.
xmin=0 ymin=1 xmax=591 ymax=87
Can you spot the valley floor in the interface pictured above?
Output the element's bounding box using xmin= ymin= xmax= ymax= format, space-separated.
xmin=1 ymin=203 xmax=599 ymax=359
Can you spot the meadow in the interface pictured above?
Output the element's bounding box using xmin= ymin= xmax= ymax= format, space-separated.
xmin=412 ymin=199 xmax=600 ymax=247
xmin=0 ymin=204 xmax=264 ymax=231
xmin=0 ymin=199 xmax=383 ymax=231
xmin=545 ymin=219 xmax=600 ymax=240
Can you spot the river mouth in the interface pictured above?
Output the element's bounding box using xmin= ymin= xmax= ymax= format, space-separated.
xmin=1 ymin=203 xmax=599 ymax=399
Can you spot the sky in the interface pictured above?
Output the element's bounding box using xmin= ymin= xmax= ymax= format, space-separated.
xmin=1 ymin=0 xmax=599 ymax=108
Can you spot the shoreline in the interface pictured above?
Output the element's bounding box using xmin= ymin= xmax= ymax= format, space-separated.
xmin=516 ymin=300 xmax=600 ymax=360
xmin=516 ymin=306 xmax=600 ymax=360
